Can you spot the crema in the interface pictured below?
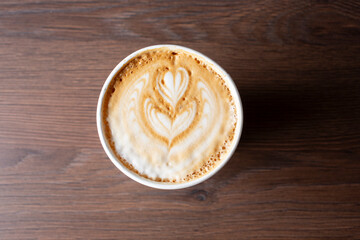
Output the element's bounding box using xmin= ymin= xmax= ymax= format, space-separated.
xmin=102 ymin=47 xmax=238 ymax=183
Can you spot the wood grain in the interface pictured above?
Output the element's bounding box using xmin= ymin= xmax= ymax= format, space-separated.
xmin=0 ymin=0 xmax=360 ymax=239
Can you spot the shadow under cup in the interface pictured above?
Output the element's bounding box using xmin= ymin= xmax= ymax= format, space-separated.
xmin=97 ymin=44 xmax=243 ymax=190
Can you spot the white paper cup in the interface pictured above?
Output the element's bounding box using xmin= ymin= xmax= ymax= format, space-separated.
xmin=97 ymin=44 xmax=243 ymax=189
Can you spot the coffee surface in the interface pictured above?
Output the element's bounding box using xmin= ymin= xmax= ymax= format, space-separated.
xmin=103 ymin=47 xmax=238 ymax=183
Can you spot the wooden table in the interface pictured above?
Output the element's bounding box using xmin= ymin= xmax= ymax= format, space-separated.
xmin=1 ymin=1 xmax=359 ymax=239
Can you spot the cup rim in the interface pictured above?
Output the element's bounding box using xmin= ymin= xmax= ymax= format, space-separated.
xmin=97 ymin=44 xmax=243 ymax=190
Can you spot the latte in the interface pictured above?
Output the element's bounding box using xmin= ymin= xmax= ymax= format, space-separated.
xmin=101 ymin=46 xmax=239 ymax=183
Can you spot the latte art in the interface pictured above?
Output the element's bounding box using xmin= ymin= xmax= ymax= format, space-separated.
xmin=146 ymin=67 xmax=197 ymax=145
xmin=104 ymin=48 xmax=237 ymax=182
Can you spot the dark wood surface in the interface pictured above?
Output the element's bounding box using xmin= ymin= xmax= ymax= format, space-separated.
xmin=1 ymin=0 xmax=360 ymax=239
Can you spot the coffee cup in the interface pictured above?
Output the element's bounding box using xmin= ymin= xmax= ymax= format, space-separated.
xmin=97 ymin=45 xmax=243 ymax=189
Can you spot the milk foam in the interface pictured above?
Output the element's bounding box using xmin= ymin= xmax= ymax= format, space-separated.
xmin=106 ymin=48 xmax=237 ymax=182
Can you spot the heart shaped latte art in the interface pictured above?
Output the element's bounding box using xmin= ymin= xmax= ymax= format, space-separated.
xmin=145 ymin=68 xmax=197 ymax=145
xmin=157 ymin=67 xmax=189 ymax=108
